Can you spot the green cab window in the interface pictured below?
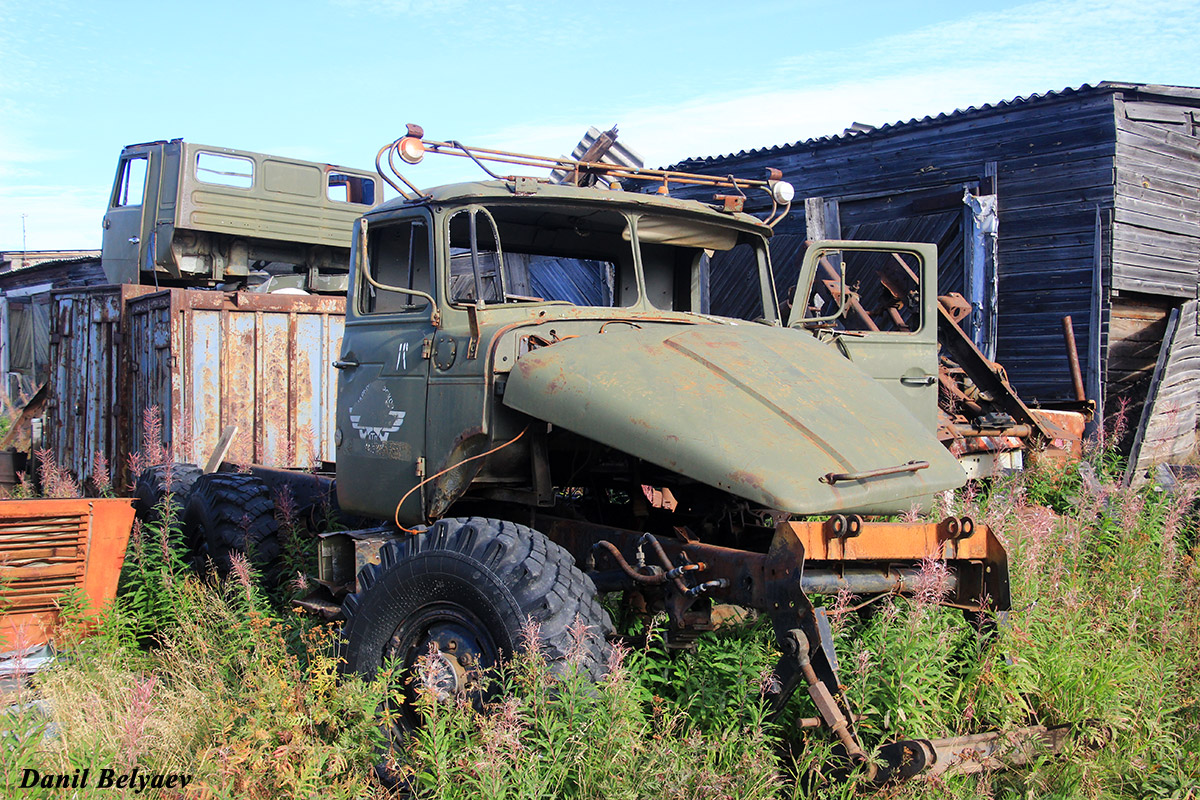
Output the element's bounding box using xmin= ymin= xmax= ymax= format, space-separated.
xmin=362 ymin=218 xmax=433 ymax=315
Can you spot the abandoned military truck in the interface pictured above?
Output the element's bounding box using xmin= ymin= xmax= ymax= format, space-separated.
xmin=166 ymin=131 xmax=1031 ymax=781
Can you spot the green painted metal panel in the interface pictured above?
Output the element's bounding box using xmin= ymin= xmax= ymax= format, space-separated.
xmin=503 ymin=321 xmax=965 ymax=515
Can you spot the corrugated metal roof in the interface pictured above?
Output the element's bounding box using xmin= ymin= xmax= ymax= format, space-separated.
xmin=670 ymin=81 xmax=1200 ymax=168
xmin=0 ymin=252 xmax=101 ymax=273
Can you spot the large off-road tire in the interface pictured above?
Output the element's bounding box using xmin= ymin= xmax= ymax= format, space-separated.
xmin=340 ymin=517 xmax=612 ymax=727
xmin=133 ymin=463 xmax=203 ymax=529
xmin=182 ymin=473 xmax=281 ymax=578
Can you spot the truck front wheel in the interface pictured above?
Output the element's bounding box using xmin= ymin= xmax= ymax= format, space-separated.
xmin=340 ymin=516 xmax=611 ymax=731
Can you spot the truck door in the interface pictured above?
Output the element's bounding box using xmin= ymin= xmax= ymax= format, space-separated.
xmin=788 ymin=241 xmax=939 ymax=432
xmin=335 ymin=214 xmax=436 ymax=523
xmin=102 ymin=146 xmax=161 ymax=284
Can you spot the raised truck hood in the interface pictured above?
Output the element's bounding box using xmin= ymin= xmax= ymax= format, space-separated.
xmin=503 ymin=323 xmax=965 ymax=515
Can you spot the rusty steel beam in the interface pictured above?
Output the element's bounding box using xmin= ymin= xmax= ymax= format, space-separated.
xmin=539 ymin=513 xmax=1009 ymax=614
xmin=1062 ymin=316 xmax=1087 ymax=402
xmin=818 ymin=255 xmax=879 ymax=331
xmin=950 ymin=423 xmax=1033 ymax=438
xmin=936 ymin=302 xmax=1052 ymax=441
xmin=921 ymin=724 xmax=1074 ymax=777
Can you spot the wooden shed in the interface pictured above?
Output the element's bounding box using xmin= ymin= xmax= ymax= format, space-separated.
xmin=671 ymin=82 xmax=1200 ymax=469
xmin=0 ymin=253 xmax=105 ymax=402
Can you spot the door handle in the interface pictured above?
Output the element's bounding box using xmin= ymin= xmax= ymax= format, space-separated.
xmin=900 ymin=375 xmax=936 ymax=387
xmin=332 ymin=359 xmax=360 ymax=370
xmin=127 ymin=236 xmax=140 ymax=244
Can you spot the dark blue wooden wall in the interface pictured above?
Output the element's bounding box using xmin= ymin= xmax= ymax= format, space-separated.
xmin=668 ymin=88 xmax=1124 ymax=403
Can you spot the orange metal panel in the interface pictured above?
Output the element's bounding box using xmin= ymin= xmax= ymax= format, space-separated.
xmin=0 ymin=498 xmax=135 ymax=649
xmin=126 ymin=289 xmax=345 ymax=469
xmin=1031 ymin=408 xmax=1088 ymax=459
xmin=779 ymin=517 xmax=997 ymax=561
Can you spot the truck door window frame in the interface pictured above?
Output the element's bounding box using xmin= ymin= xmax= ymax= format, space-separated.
xmin=798 ymin=247 xmax=925 ymax=334
xmin=328 ymin=172 xmax=377 ymax=206
xmin=112 ymin=155 xmax=148 ymax=208
xmin=358 ymin=214 xmax=435 ymax=316
xmin=446 ymin=206 xmax=508 ymax=306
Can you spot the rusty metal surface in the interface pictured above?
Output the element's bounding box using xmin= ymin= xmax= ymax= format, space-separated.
xmin=777 ymin=517 xmax=996 ymax=563
xmin=921 ymin=724 xmax=1073 ymax=777
xmin=541 ymin=513 xmax=1010 ymax=614
xmin=47 ymin=285 xmax=155 ymax=487
xmin=1062 ymin=316 xmax=1087 ymax=402
xmin=0 ymin=498 xmax=135 ymax=648
xmin=126 ymin=289 xmax=345 ymax=469
xmin=936 ymin=302 xmax=1052 ymax=441
xmin=316 ymin=527 xmax=391 ymax=593
xmin=1031 ymin=408 xmax=1088 ymax=459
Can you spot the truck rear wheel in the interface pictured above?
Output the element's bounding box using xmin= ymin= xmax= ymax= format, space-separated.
xmin=133 ymin=463 xmax=202 ymax=529
xmin=182 ymin=473 xmax=281 ymax=579
xmin=340 ymin=517 xmax=611 ymax=730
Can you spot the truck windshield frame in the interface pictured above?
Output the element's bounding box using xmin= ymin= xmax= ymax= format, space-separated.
xmin=437 ymin=201 xmax=777 ymax=319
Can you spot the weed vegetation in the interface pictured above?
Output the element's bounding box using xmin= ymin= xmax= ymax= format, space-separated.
xmin=2 ymin=442 xmax=1199 ymax=799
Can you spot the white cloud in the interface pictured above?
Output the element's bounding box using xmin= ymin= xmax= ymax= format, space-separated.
xmin=474 ymin=0 xmax=1200 ymax=171
xmin=0 ymin=135 xmax=70 ymax=180
xmin=4 ymin=0 xmax=1198 ymax=246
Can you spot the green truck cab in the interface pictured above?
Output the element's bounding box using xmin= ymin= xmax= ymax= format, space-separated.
xmin=102 ymin=140 xmax=380 ymax=291
xmin=333 ymin=177 xmax=963 ymax=527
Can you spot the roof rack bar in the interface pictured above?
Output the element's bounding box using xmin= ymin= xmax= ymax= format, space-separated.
xmin=419 ymin=139 xmax=774 ymax=191
xmin=375 ymin=127 xmax=794 ymax=226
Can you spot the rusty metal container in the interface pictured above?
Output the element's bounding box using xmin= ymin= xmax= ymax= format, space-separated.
xmin=125 ymin=289 xmax=344 ymax=469
xmin=47 ymin=285 xmax=155 ymax=488
xmin=46 ymin=287 xmax=345 ymax=486
xmin=0 ymin=498 xmax=136 ymax=649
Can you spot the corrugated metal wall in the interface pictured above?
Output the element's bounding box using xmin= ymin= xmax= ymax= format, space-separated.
xmin=125 ymin=290 xmax=345 ymax=469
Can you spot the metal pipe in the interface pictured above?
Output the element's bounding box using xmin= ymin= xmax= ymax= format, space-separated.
xmin=468 ymin=212 xmax=484 ymax=305
xmin=590 ymin=540 xmax=666 ymax=585
xmin=423 ymin=139 xmax=775 ymax=190
xmin=788 ymin=629 xmax=873 ymax=774
xmin=640 ymin=532 xmax=693 ymax=595
xmin=820 ymin=460 xmax=928 ymax=485
xmin=1062 ymin=316 xmax=1087 ymax=402
xmin=799 ymin=566 xmax=959 ymax=596
xmin=950 ymin=423 xmax=1032 ymax=438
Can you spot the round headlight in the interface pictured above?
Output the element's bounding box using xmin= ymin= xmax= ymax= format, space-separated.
xmin=771 ymin=180 xmax=795 ymax=204
xmin=398 ymin=136 xmax=425 ymax=165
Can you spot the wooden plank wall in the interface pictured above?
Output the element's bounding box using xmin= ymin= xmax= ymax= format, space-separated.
xmin=1106 ymin=296 xmax=1172 ymax=451
xmin=1132 ymin=299 xmax=1200 ymax=476
xmin=1112 ymin=95 xmax=1200 ymax=297
xmin=673 ymin=89 xmax=1120 ymax=401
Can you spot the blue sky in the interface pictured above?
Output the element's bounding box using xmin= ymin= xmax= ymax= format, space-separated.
xmin=2 ymin=0 xmax=1199 ymax=251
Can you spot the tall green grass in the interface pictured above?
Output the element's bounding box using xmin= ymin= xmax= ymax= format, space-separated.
xmin=1 ymin=447 xmax=1198 ymax=798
